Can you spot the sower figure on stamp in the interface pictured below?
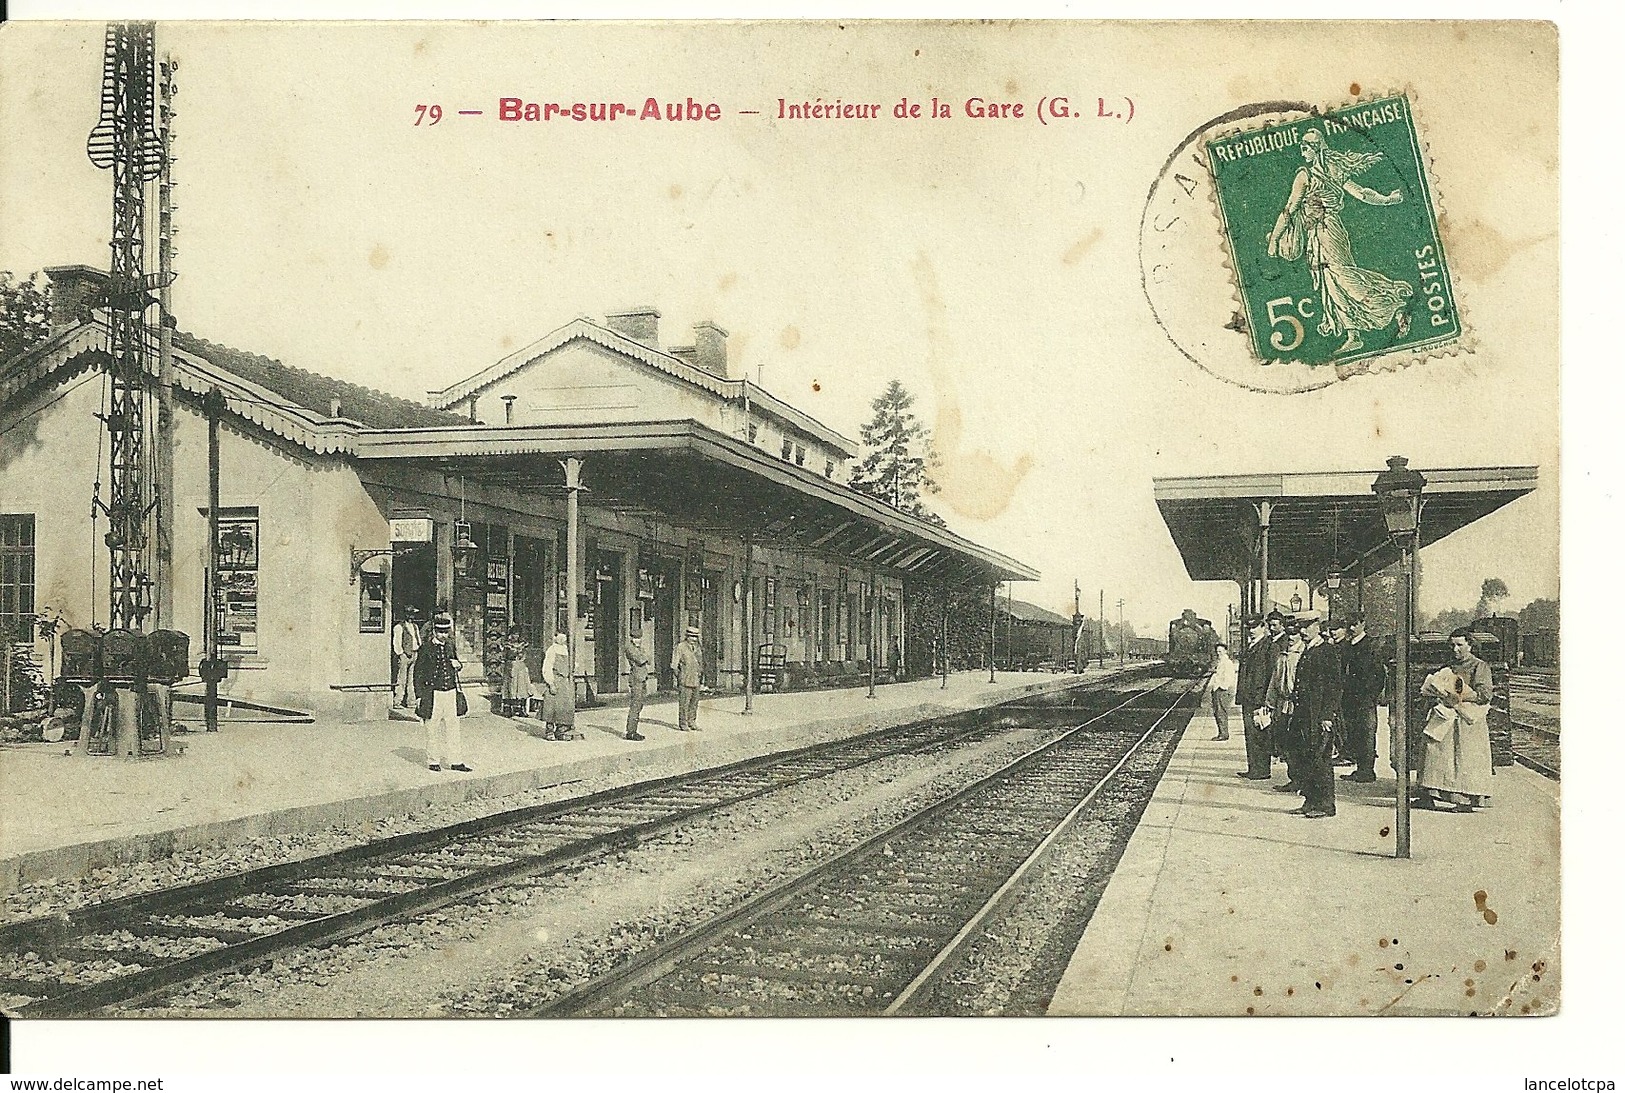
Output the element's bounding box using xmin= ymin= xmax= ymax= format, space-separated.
xmin=623 ymin=624 xmax=649 ymax=742
xmin=1289 ymin=616 xmax=1343 ymax=819
xmin=391 ymin=606 xmax=422 ymax=709
xmin=1338 ymin=613 xmax=1384 ymax=784
xmin=1235 ymin=616 xmax=1275 ymax=780
xmin=673 ymin=625 xmax=703 ymax=732
xmin=1266 ymin=128 xmax=1413 ymax=355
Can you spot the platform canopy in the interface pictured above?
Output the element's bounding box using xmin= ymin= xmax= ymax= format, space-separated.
xmin=355 ymin=419 xmax=1038 ymax=585
xmin=1153 ymin=464 xmax=1538 ymax=586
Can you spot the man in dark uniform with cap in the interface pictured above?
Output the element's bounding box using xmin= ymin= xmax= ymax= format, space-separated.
xmin=1235 ymin=615 xmax=1276 ymax=780
xmin=1290 ymin=616 xmax=1342 ymax=818
xmin=673 ymin=625 xmax=703 ymax=732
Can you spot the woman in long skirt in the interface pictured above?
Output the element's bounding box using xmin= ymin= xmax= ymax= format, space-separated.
xmin=500 ymin=626 xmax=534 ymax=717
xmin=539 ymin=632 xmax=576 ymax=740
xmin=1416 ymin=627 xmax=1495 ymax=812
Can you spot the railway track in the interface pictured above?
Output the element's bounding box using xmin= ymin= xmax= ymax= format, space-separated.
xmin=532 ymin=679 xmax=1195 ymax=1017
xmin=1512 ymin=720 xmax=1559 ymax=780
xmin=0 ymin=669 xmax=1158 ymax=1017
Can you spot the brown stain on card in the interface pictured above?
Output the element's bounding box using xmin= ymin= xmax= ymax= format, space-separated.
xmin=1062 ymin=228 xmax=1104 ymax=266
xmin=1437 ymin=212 xmax=1555 ymax=283
xmin=1474 ymin=889 xmax=1499 ymax=925
xmin=913 ymin=253 xmax=1035 ymax=521
xmin=368 ymin=244 xmax=390 ymax=270
xmin=779 ymin=325 xmax=802 ymax=350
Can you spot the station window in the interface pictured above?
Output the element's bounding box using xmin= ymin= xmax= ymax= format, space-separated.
xmin=0 ymin=514 xmax=36 ymax=644
xmin=748 ymin=423 xmax=759 ymax=444
xmin=825 ymin=460 xmax=835 ymax=478
xmin=794 ymin=445 xmax=806 ymax=467
xmin=781 ymin=439 xmax=793 ymax=461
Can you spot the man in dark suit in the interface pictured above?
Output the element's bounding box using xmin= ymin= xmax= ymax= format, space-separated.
xmin=1290 ymin=616 xmax=1343 ymax=818
xmin=1338 ymin=613 xmax=1384 ymax=783
xmin=1234 ymin=615 xmax=1275 ymax=780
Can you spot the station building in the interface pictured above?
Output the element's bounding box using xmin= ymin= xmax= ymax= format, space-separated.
xmin=1 ymin=267 xmax=1036 ymax=719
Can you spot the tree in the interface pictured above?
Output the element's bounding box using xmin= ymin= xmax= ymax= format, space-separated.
xmin=1475 ymin=577 xmax=1510 ymax=618
xmin=0 ymin=271 xmax=52 ymax=365
xmin=848 ymin=379 xmax=943 ymax=524
xmin=1520 ymin=597 xmax=1559 ymax=632
xmin=1424 ymin=607 xmax=1475 ymax=635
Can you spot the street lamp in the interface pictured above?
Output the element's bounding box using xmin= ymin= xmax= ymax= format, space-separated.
xmin=1289 ymin=591 xmax=1303 ymax=614
xmin=1372 ymin=454 xmax=1426 ymax=860
xmin=1116 ymin=598 xmax=1125 ymax=668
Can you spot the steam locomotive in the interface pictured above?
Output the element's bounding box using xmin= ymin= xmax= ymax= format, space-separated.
xmin=1166 ymin=610 xmax=1219 ymax=677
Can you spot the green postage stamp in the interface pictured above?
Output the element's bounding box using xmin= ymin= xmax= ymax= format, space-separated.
xmin=1204 ymin=94 xmax=1460 ymax=370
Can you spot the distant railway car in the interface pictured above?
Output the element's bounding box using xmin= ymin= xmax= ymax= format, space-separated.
xmin=1473 ymin=616 xmax=1519 ymax=666
xmin=1128 ymin=636 xmax=1168 ymax=659
xmin=1166 ymin=610 xmax=1218 ymax=676
xmin=1521 ymin=629 xmax=1557 ymax=669
xmin=999 ymin=599 xmax=1074 ymax=671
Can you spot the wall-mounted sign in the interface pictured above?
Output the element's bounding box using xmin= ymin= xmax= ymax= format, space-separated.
xmin=390 ymin=517 xmax=434 ymax=543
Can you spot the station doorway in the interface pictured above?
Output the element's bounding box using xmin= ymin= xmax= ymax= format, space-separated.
xmin=391 ymin=536 xmax=437 ymax=632
xmin=647 ymin=555 xmax=681 ymax=692
xmin=591 ymin=549 xmax=623 ymax=695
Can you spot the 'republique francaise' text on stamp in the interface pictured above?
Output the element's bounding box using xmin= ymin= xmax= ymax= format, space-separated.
xmin=1204 ymin=94 xmax=1459 ymax=371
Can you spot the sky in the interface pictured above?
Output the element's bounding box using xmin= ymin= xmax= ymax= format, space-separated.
xmin=0 ymin=20 xmax=1561 ymax=635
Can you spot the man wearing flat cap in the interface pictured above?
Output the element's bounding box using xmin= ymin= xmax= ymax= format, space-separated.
xmin=673 ymin=625 xmax=703 ymax=732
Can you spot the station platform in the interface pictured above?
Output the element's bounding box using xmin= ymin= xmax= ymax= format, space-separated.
xmin=0 ymin=668 xmax=1116 ymax=895
xmin=1049 ymin=705 xmax=1560 ymax=1016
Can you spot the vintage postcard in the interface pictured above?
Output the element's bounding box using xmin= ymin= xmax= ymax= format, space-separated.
xmin=0 ymin=11 xmax=1572 ymax=1075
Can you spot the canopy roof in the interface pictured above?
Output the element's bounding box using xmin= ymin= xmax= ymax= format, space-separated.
xmin=1153 ymin=465 xmax=1538 ymax=585
xmin=355 ymin=420 xmax=1038 ymax=585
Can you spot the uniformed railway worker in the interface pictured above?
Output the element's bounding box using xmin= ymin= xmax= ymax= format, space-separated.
xmin=415 ymin=612 xmax=472 ymax=773
xmin=1235 ymin=615 xmax=1276 ymax=780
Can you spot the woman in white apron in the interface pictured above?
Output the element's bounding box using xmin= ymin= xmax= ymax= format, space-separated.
xmin=1416 ymin=628 xmax=1495 ymax=812
xmin=539 ymin=632 xmax=576 ymax=741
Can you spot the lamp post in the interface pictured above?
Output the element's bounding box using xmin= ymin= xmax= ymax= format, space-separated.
xmin=1372 ymin=455 xmax=1426 ymax=860
xmin=1116 ymin=598 xmax=1125 ymax=668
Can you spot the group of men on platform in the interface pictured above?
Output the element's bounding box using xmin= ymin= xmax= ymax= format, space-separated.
xmin=1225 ymin=610 xmax=1386 ymax=819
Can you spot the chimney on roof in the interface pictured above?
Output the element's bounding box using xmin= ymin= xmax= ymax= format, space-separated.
xmin=43 ymin=266 xmax=109 ymax=333
xmin=502 ymin=394 xmax=517 ymax=424
xmin=605 ymin=306 xmax=661 ymax=348
xmin=328 ymin=397 xmax=343 ymax=418
xmin=692 ymin=321 xmax=729 ymax=378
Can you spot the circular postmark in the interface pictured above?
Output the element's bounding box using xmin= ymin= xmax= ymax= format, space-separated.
xmin=1141 ymin=96 xmax=1460 ymax=394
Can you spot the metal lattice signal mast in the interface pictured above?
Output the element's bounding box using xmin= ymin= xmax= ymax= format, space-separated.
xmin=86 ymin=23 xmax=165 ymax=632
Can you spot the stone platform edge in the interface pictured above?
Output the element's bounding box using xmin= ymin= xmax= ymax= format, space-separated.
xmin=1 ymin=674 xmax=1097 ymax=894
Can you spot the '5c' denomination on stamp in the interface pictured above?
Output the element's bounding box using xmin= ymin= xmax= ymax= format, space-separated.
xmin=1206 ymin=94 xmax=1458 ymax=370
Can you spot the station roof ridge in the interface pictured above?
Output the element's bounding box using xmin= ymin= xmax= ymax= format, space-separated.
xmin=173 ymin=330 xmax=468 ymax=433
xmin=423 ymin=313 xmax=858 ymax=457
